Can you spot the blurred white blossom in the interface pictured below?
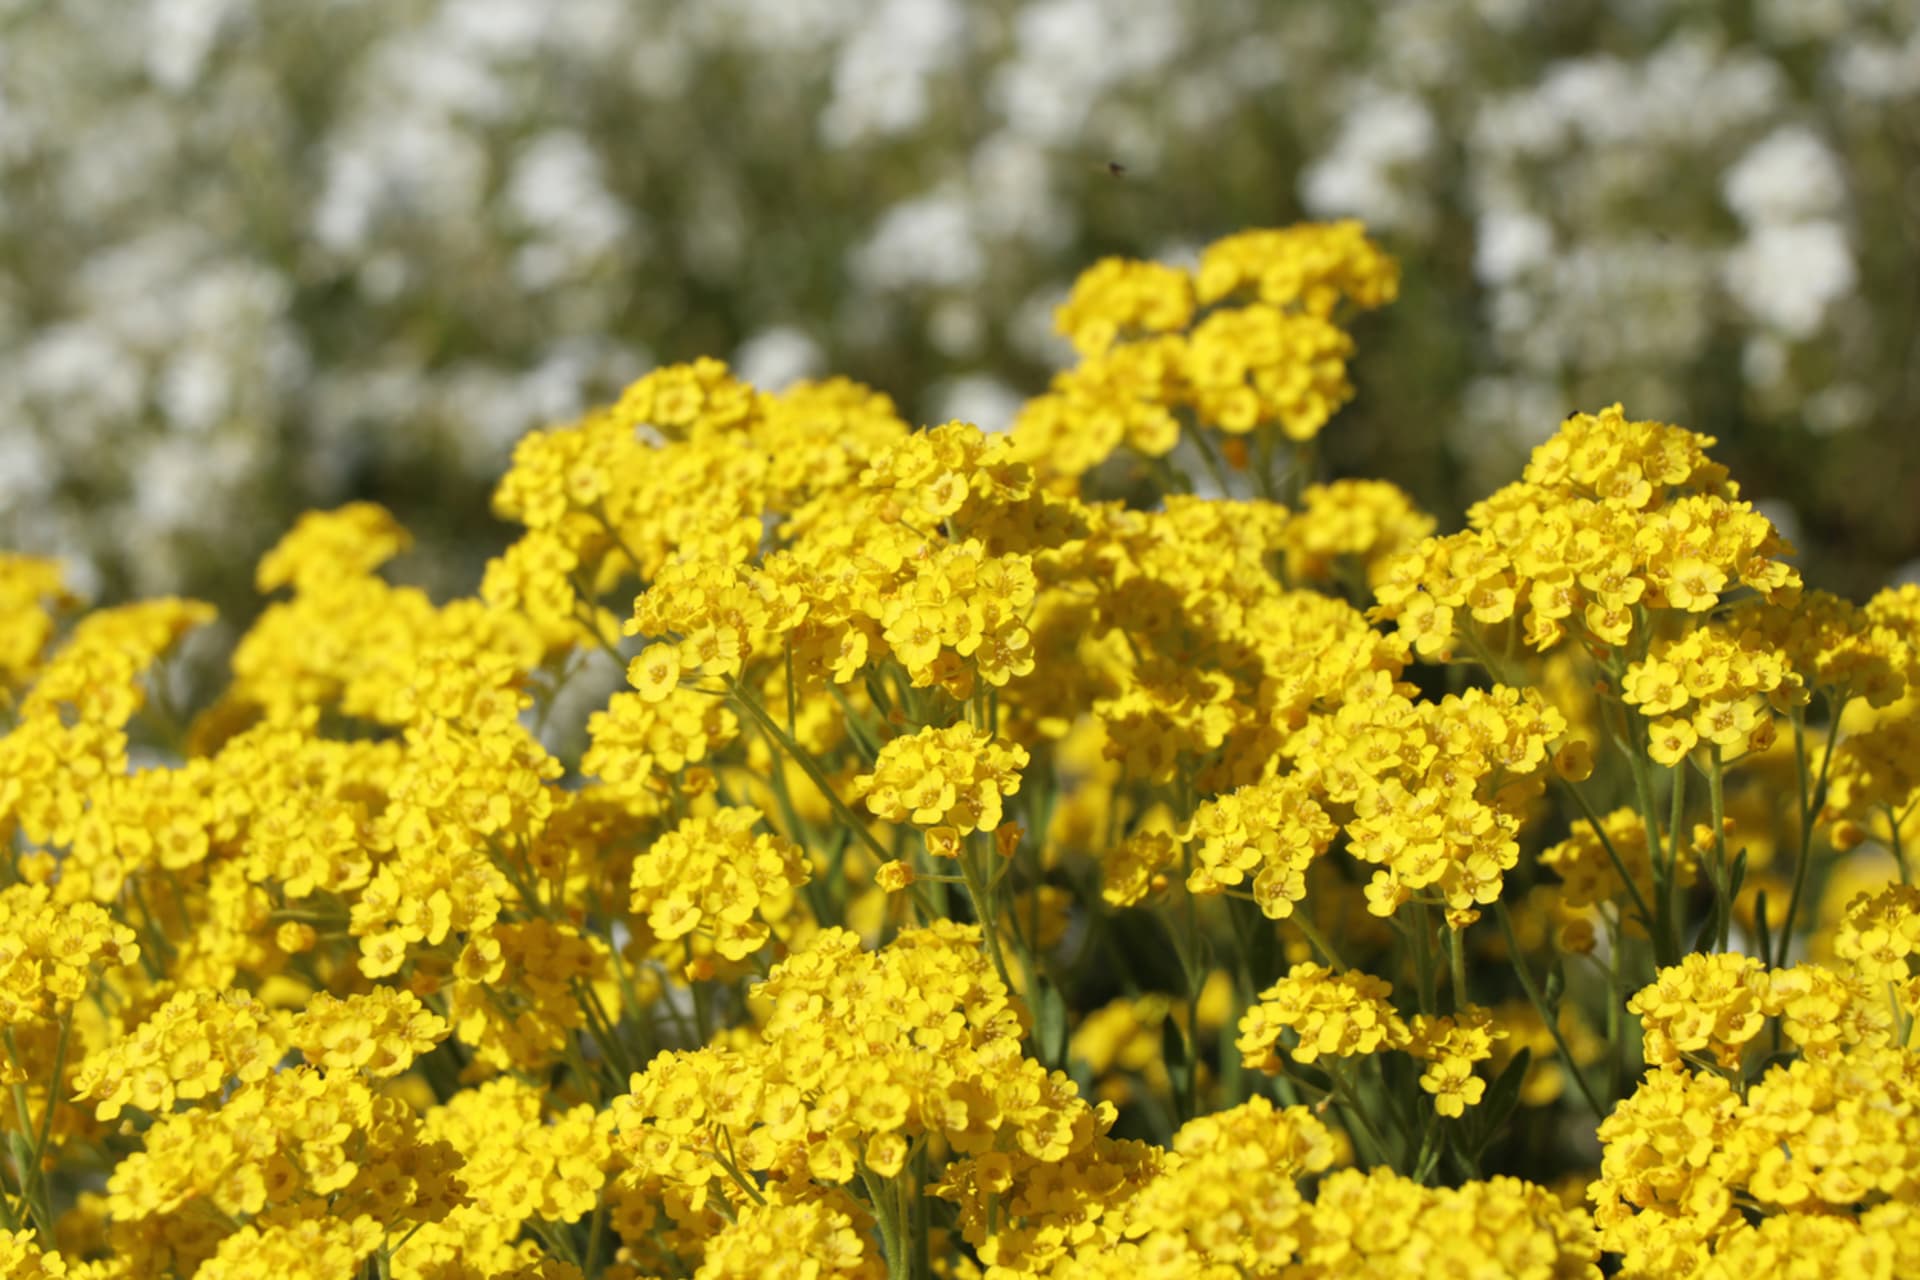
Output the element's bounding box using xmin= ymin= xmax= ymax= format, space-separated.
xmin=734 ymin=326 xmax=825 ymax=391
xmin=0 ymin=0 xmax=1914 ymax=603
xmin=1724 ymin=221 xmax=1857 ymax=339
xmin=1302 ymin=90 xmax=1437 ymax=234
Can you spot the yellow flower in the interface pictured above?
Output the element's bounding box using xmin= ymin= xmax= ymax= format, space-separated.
xmin=1409 ymin=1006 xmax=1506 ymax=1118
xmin=852 ymin=722 xmax=1029 ymax=836
xmin=627 ymin=642 xmax=684 ymax=702
xmin=291 ymin=989 xmax=447 ymax=1079
xmin=628 ymin=807 xmax=808 ymax=961
xmin=1628 ymin=952 xmax=1773 ymax=1070
xmin=1647 ymin=715 xmax=1699 ymax=766
xmin=1237 ymin=962 xmax=1411 ymax=1068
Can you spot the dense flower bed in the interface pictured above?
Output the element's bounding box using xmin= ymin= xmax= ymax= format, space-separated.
xmin=2 ymin=224 xmax=1917 ymax=1278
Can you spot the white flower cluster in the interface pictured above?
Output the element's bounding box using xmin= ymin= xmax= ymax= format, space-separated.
xmin=2 ymin=0 xmax=1915 ymax=598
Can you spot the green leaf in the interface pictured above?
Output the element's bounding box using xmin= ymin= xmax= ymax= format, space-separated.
xmin=1161 ymin=1011 xmax=1192 ymax=1106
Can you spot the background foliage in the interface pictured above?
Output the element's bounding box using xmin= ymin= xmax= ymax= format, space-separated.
xmin=3 ymin=0 xmax=1917 ymax=609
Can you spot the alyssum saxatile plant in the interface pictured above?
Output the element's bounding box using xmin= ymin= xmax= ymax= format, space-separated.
xmin=1 ymin=222 xmax=1917 ymax=1278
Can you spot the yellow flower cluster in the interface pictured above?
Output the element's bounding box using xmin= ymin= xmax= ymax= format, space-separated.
xmin=0 ymin=596 xmax=212 ymax=853
xmin=1620 ymin=621 xmax=1796 ymax=765
xmin=1834 ymin=884 xmax=1920 ymax=982
xmin=292 ymin=988 xmax=448 ymax=1078
xmin=1409 ymin=1005 xmax=1506 ymax=1117
xmin=1237 ymin=962 xmax=1410 ymax=1067
xmin=0 ymin=885 xmax=138 ymax=1026
xmin=1281 ymin=1168 xmax=1599 ymax=1279
xmin=611 ymin=924 xmax=1084 ymax=1199
xmin=582 ymin=689 xmax=738 ymax=800
xmin=692 ymin=1187 xmax=882 ymax=1280
xmin=627 ymin=807 xmax=808 ymax=961
xmin=853 ymin=722 xmax=1029 ymax=837
xmin=71 ymin=990 xmax=285 ymax=1119
xmin=0 ymin=554 xmax=70 ymax=698
xmin=450 ymin=916 xmax=616 ymax=1074
xmin=2 ymin=223 xmax=1917 ymax=1277
xmin=1292 ymin=681 xmax=1566 ymax=923
xmin=1283 ymin=478 xmax=1437 ymax=590
xmin=1627 ymin=952 xmax=1776 ymax=1069
xmin=1078 ymin=1098 xmax=1338 ymax=1272
xmin=1372 ymin=403 xmax=1800 ymax=654
xmin=1014 ymin=220 xmax=1397 ymax=475
xmin=1052 ymin=258 xmax=1195 ymax=358
xmin=1595 ymin=926 xmax=1920 ymax=1275
xmin=1182 ymin=773 xmax=1336 ymax=918
xmin=1539 ymin=806 xmax=1678 ymax=914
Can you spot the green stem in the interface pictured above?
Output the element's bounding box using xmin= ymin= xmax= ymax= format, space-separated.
xmin=651 ymin=967 xmax=701 ymax=1048
xmin=1666 ymin=758 xmax=1689 ymax=953
xmin=527 ymin=1216 xmax=583 ymax=1267
xmin=572 ymin=977 xmax=638 ymax=1084
xmin=1288 ymin=438 xmax=1317 ymax=506
xmin=1221 ymin=898 xmax=1261 ymax=1106
xmin=1890 ymin=804 xmax=1911 ymax=886
xmin=686 ymin=941 xmax=714 ymax=1043
xmin=784 ymin=644 xmax=798 ymax=735
xmin=1 ymin=1030 xmax=52 ymax=1239
xmin=741 ymin=712 xmax=829 ymax=921
xmin=907 ymin=1142 xmax=932 ymax=1280
xmin=729 ymin=681 xmax=892 ymax=868
xmin=1493 ymin=900 xmax=1604 ymax=1120
xmin=1251 ymin=428 xmax=1279 ymax=502
xmin=957 ymin=835 xmax=1015 ymax=994
xmin=1290 ymin=913 xmax=1348 ymax=973
xmin=570 ymin=590 xmax=630 ymax=672
xmin=1187 ymin=425 xmax=1233 ymax=495
xmin=1178 ymin=851 xmax=1204 ymax=1121
xmin=712 ymin=1138 xmax=767 ymax=1208
xmin=1552 ymin=775 xmax=1658 ymax=942
xmin=860 ymin=1168 xmax=905 ymax=1275
xmin=1777 ymin=699 xmax=1844 ymax=967
xmin=1705 ymin=749 xmax=1731 ymax=953
xmin=29 ymin=1012 xmax=70 ymax=1183
xmin=1447 ymin=923 xmax=1468 ymax=1011
xmin=1619 ymin=705 xmax=1678 ymax=966
xmin=1606 ymin=916 xmax=1627 ymax=1105
xmin=1408 ymin=904 xmax=1437 ymax=1017
xmin=1324 ymin=1060 xmax=1393 ymax=1169
xmin=585 ymin=1198 xmax=610 ymax=1278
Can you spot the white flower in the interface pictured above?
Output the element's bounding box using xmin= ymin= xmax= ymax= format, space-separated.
xmin=1722 ymin=125 xmax=1846 ymax=226
xmin=146 ymin=0 xmax=241 ymax=91
xmin=819 ymin=0 xmax=970 ymax=147
xmin=1473 ymin=209 xmax=1554 ymax=286
xmin=1723 ymin=220 xmax=1856 ymax=339
xmin=1301 ymin=89 xmax=1437 ymax=234
xmin=932 ymin=374 xmax=1025 ymax=434
xmin=993 ymin=0 xmax=1187 ymax=146
xmin=734 ymin=327 xmax=823 ymax=392
xmin=852 ymin=188 xmax=984 ymax=292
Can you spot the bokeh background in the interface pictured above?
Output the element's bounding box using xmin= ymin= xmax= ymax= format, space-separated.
xmin=4 ymin=0 xmax=1918 ymax=623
